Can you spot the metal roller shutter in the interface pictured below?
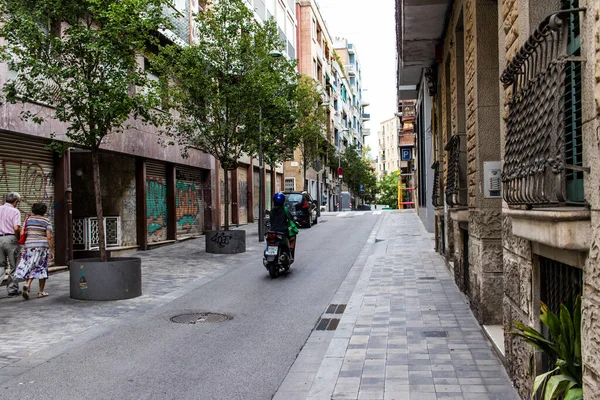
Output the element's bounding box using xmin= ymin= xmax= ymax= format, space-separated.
xmin=175 ymin=166 xmax=204 ymax=238
xmin=253 ymin=167 xmax=260 ymax=220
xmin=146 ymin=161 xmax=167 ymax=243
xmin=0 ymin=132 xmax=55 ymax=228
xmin=237 ymin=166 xmax=248 ymax=225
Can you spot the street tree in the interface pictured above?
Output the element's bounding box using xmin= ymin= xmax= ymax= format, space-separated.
xmin=294 ymin=75 xmax=327 ymax=191
xmin=0 ymin=0 xmax=172 ymax=261
xmin=378 ymin=172 xmax=400 ymax=209
xmin=158 ymin=0 xmax=294 ymax=230
xmin=340 ymin=145 xmax=377 ymax=205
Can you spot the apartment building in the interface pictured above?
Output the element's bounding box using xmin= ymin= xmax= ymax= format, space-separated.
xmin=396 ymin=0 xmax=600 ymax=397
xmin=377 ymin=116 xmax=401 ymax=179
xmin=333 ymin=38 xmax=369 ymax=153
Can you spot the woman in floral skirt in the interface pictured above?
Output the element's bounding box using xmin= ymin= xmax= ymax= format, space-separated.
xmin=15 ymin=202 xmax=53 ymax=300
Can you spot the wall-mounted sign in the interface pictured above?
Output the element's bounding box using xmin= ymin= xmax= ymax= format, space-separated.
xmin=401 ymin=148 xmax=412 ymax=161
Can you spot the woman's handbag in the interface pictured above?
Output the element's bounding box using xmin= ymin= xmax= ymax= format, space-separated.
xmin=284 ymin=207 xmax=299 ymax=237
xmin=17 ymin=217 xmax=29 ymax=245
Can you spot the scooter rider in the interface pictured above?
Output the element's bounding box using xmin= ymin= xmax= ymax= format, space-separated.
xmin=268 ymin=192 xmax=297 ymax=261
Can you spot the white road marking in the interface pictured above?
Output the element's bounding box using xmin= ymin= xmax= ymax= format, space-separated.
xmin=373 ymin=211 xmax=383 ymax=215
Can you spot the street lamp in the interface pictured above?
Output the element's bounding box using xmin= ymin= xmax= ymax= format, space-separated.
xmin=258 ymin=49 xmax=283 ymax=242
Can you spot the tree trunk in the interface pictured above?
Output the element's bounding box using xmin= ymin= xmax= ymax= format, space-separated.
xmin=223 ymin=167 xmax=229 ymax=231
xmin=91 ymin=150 xmax=107 ymax=262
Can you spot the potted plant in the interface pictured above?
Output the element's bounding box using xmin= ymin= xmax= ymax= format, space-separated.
xmin=0 ymin=0 xmax=173 ymax=300
xmin=512 ymin=296 xmax=583 ymax=400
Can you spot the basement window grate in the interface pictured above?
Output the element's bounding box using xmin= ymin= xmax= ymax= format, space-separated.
xmin=422 ymin=331 xmax=448 ymax=338
xmin=315 ymin=318 xmax=341 ymax=331
xmin=418 ymin=277 xmax=437 ymax=280
xmin=326 ymin=304 xmax=347 ymax=314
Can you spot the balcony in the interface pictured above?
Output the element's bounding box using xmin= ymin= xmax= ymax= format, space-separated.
xmin=501 ymin=8 xmax=587 ymax=207
xmin=362 ymin=113 xmax=370 ymax=121
xmin=346 ymin=64 xmax=356 ymax=76
xmin=401 ymin=105 xmax=415 ymax=121
xmin=363 ymin=128 xmax=371 ymax=136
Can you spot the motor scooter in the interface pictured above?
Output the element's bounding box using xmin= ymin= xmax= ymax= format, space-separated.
xmin=263 ymin=231 xmax=292 ymax=278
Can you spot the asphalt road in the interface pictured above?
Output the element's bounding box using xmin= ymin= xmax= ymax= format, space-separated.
xmin=3 ymin=212 xmax=380 ymax=400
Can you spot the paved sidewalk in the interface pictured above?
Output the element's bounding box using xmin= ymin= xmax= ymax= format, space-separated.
xmin=275 ymin=211 xmax=519 ymax=400
xmin=0 ymin=223 xmax=263 ymax=381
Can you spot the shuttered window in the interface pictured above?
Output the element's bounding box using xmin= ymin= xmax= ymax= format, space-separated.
xmin=563 ymin=0 xmax=584 ymax=202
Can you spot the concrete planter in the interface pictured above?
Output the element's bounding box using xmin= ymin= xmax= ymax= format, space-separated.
xmin=69 ymin=257 xmax=142 ymax=301
xmin=205 ymin=230 xmax=246 ymax=254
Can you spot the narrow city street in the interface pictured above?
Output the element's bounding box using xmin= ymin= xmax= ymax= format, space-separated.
xmin=1 ymin=211 xmax=379 ymax=399
xmin=0 ymin=211 xmax=517 ymax=400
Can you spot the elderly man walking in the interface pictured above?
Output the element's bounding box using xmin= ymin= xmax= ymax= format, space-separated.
xmin=0 ymin=192 xmax=23 ymax=296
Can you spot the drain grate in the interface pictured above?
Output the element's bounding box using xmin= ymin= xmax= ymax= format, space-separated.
xmin=418 ymin=277 xmax=437 ymax=280
xmin=422 ymin=330 xmax=448 ymax=338
xmin=315 ymin=318 xmax=341 ymax=331
xmin=326 ymin=304 xmax=347 ymax=314
xmin=170 ymin=312 xmax=230 ymax=324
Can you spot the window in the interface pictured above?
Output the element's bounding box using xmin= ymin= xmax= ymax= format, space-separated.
xmin=349 ymin=54 xmax=355 ymax=64
xmin=276 ymin=1 xmax=285 ymax=30
xmin=563 ymin=0 xmax=584 ymax=202
xmin=312 ymin=18 xmax=317 ymax=41
xmin=284 ymin=178 xmax=295 ymax=191
xmin=313 ymin=59 xmax=318 ymax=80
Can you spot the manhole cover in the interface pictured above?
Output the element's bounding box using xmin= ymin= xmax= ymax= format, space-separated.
xmin=422 ymin=331 xmax=448 ymax=338
xmin=170 ymin=312 xmax=230 ymax=324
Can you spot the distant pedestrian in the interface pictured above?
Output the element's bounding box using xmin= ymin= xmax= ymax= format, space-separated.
xmin=0 ymin=192 xmax=23 ymax=297
xmin=15 ymin=202 xmax=53 ymax=300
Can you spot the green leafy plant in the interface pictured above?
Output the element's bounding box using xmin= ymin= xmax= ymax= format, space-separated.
xmin=377 ymin=172 xmax=399 ymax=209
xmin=511 ymin=296 xmax=583 ymax=400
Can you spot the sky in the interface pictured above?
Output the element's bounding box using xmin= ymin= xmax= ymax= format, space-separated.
xmin=316 ymin=0 xmax=397 ymax=158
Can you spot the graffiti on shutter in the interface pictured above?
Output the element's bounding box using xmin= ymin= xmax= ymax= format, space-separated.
xmin=146 ymin=162 xmax=167 ymax=242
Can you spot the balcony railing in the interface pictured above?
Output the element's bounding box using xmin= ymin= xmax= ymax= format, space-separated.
xmin=500 ymin=8 xmax=588 ymax=206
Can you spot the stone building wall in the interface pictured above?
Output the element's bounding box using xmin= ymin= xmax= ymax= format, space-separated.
xmin=498 ymin=0 xmax=535 ymax=396
xmin=581 ymin=0 xmax=600 ymax=395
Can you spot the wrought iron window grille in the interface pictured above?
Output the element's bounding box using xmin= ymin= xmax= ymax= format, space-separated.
xmin=444 ymin=135 xmax=464 ymax=207
xmin=431 ymin=161 xmax=442 ymax=207
xmin=500 ymin=8 xmax=589 ymax=207
xmin=73 ymin=216 xmax=121 ymax=251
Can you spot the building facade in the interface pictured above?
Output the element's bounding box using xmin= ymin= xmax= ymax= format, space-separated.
xmin=396 ymin=0 xmax=600 ymax=397
xmin=377 ymin=116 xmax=401 ymax=178
xmin=284 ymin=0 xmax=368 ymax=210
xmin=0 ymin=0 xmax=287 ymax=267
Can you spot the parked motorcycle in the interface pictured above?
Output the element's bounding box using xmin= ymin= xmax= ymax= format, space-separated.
xmin=263 ymin=232 xmax=292 ymax=278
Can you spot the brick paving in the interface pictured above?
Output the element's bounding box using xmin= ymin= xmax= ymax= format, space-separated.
xmin=274 ymin=211 xmax=519 ymax=400
xmin=0 ymin=224 xmax=262 ymax=380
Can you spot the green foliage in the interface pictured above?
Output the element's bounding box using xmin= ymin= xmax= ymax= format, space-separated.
xmin=340 ymin=145 xmax=377 ymax=203
xmin=0 ymin=0 xmax=173 ymax=261
xmin=511 ymin=296 xmax=583 ymax=400
xmin=377 ymin=172 xmax=399 ymax=209
xmin=294 ymin=75 xmax=327 ymax=183
xmin=0 ymin=0 xmax=171 ymax=150
xmin=157 ymin=0 xmax=296 ymax=171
